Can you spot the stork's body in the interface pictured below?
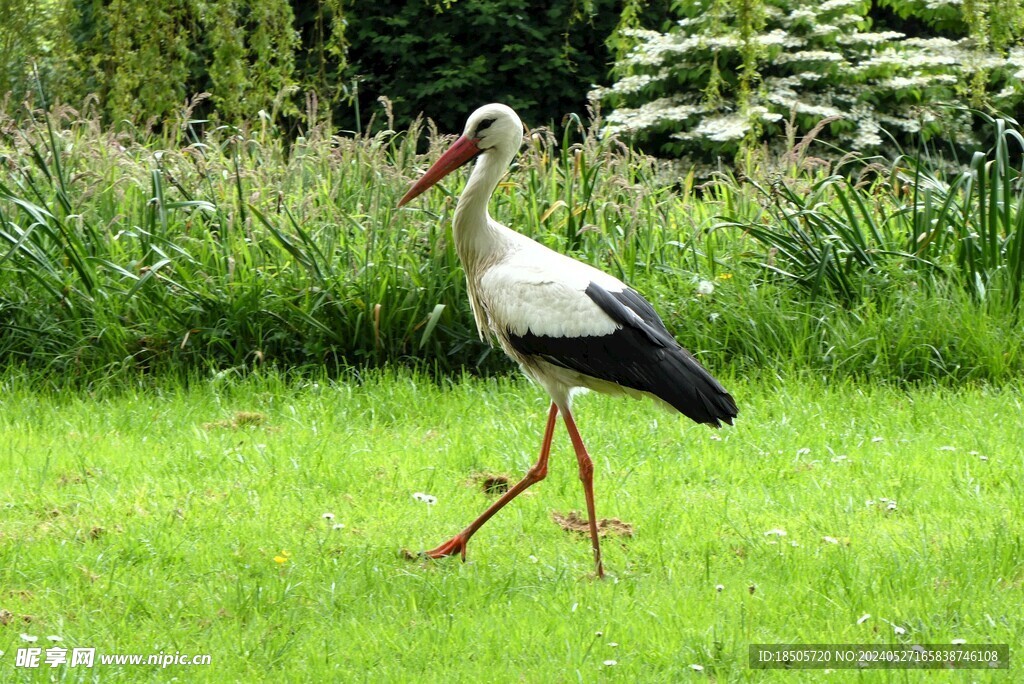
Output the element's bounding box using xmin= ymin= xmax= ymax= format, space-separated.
xmin=399 ymin=104 xmax=737 ymax=577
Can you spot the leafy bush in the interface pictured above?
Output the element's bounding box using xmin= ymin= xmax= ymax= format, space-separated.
xmin=595 ymin=0 xmax=1024 ymax=162
xmin=61 ymin=0 xmax=299 ymax=124
xmin=4 ymin=0 xmax=622 ymax=133
xmin=337 ymin=0 xmax=623 ymax=134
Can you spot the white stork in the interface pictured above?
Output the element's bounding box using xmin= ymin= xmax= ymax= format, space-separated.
xmin=398 ymin=103 xmax=737 ymax=578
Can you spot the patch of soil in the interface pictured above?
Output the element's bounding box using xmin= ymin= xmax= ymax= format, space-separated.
xmin=470 ymin=472 xmax=511 ymax=496
xmin=57 ymin=469 xmax=97 ymax=486
xmin=202 ymin=411 xmax=269 ymax=431
xmin=552 ymin=511 xmax=633 ymax=538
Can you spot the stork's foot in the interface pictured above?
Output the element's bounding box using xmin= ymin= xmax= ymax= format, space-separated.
xmin=421 ymin=534 xmax=469 ymax=562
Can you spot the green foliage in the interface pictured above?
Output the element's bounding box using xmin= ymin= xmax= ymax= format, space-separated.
xmin=337 ymin=0 xmax=622 ymax=134
xmin=43 ymin=0 xmax=300 ymax=124
xmin=3 ymin=0 xmax=621 ymax=133
xmin=3 ymin=104 xmax=1024 ymax=384
xmin=597 ymin=0 xmax=1024 ymax=162
xmin=0 ymin=0 xmax=64 ymax=104
xmin=719 ymin=113 xmax=1024 ymax=311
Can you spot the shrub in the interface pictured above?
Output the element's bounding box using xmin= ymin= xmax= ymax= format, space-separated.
xmin=594 ymin=0 xmax=1024 ymax=163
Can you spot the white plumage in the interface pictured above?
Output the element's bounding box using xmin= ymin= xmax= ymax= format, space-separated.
xmin=481 ymin=251 xmax=623 ymax=339
xmin=398 ymin=103 xmax=737 ymax=577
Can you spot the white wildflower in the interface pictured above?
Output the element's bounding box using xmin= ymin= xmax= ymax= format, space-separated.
xmin=775 ymin=50 xmax=845 ymax=65
xmin=837 ymin=31 xmax=905 ymax=46
xmin=675 ymin=114 xmax=751 ymax=143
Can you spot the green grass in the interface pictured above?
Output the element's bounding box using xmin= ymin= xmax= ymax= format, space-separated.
xmin=1 ymin=371 xmax=1020 ymax=681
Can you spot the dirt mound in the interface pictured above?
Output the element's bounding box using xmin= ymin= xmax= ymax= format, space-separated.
xmin=551 ymin=511 xmax=633 ymax=538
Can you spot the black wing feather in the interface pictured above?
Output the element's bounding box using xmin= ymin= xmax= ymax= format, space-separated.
xmin=508 ymin=282 xmax=738 ymax=427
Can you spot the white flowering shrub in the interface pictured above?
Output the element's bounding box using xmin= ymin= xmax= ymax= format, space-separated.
xmin=594 ymin=0 xmax=1024 ymax=160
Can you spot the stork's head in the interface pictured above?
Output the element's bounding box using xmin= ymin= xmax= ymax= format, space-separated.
xmin=398 ymin=103 xmax=524 ymax=207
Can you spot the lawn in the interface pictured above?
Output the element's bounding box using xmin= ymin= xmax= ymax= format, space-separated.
xmin=0 ymin=371 xmax=1020 ymax=681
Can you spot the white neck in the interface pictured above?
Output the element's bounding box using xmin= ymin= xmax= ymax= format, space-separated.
xmin=453 ymin=148 xmax=516 ymax=269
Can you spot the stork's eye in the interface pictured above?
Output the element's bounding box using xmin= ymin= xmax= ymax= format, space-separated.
xmin=476 ymin=118 xmax=496 ymax=135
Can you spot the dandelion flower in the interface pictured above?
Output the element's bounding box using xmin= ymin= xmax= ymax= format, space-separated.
xmin=857 ymin=613 xmax=871 ymax=624
xmin=332 ymin=523 xmax=345 ymax=530
xmin=413 ymin=492 xmax=438 ymax=505
xmin=322 ymin=512 xmax=335 ymax=520
xmin=274 ymin=550 xmax=292 ymax=564
xmin=690 ymin=663 xmax=705 ymax=671
xmin=823 ymin=536 xmax=839 ymax=544
xmin=715 ymin=584 xmax=724 ymax=592
xmin=47 ymin=635 xmax=63 ymax=642
xmin=604 ymin=659 xmax=618 ymax=666
xmin=764 ymin=528 xmax=787 ymax=537
xmin=608 ymin=642 xmax=619 ymax=647
xmin=20 ymin=634 xmax=38 ymax=643
xmin=696 ymin=280 xmax=715 ymax=296
xmin=894 ymin=625 xmax=906 ymax=635
xmin=952 ymin=638 xmax=966 ymax=645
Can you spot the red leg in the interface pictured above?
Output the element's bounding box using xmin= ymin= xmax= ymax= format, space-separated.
xmin=561 ymin=407 xmax=605 ymax=578
xmin=422 ymin=402 xmax=559 ymax=562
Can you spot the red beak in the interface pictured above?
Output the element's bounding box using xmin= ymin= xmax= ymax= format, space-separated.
xmin=397 ymin=135 xmax=482 ymax=207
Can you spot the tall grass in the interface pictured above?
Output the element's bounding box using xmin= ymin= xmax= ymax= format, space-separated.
xmin=721 ymin=113 xmax=1024 ymax=311
xmin=1 ymin=101 xmax=1023 ymax=384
